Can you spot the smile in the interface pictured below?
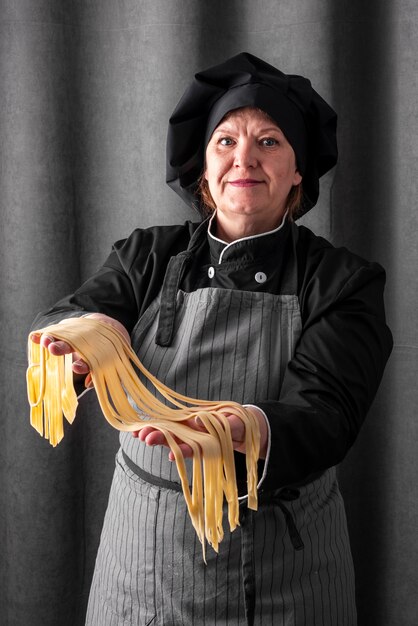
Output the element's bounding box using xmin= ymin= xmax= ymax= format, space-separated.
xmin=228 ymin=179 xmax=262 ymax=187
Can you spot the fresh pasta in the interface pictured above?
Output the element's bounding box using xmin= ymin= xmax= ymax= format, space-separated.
xmin=26 ymin=317 xmax=260 ymax=554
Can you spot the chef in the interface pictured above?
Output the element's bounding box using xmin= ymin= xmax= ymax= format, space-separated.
xmin=33 ymin=52 xmax=393 ymax=625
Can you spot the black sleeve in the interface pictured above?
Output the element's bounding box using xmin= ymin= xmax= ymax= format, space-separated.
xmin=31 ymin=223 xmax=196 ymax=334
xmin=257 ymin=262 xmax=393 ymax=490
xmin=31 ymin=246 xmax=140 ymax=333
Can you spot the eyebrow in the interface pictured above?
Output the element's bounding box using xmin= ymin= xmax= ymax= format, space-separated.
xmin=212 ymin=124 xmax=283 ymax=135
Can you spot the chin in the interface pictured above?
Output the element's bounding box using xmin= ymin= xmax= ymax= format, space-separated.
xmin=223 ymin=204 xmax=272 ymax=217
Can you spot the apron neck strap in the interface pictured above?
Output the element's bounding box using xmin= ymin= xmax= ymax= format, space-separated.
xmin=156 ymin=218 xmax=209 ymax=347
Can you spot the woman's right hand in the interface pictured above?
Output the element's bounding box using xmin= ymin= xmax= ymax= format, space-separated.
xmin=31 ymin=313 xmax=130 ymax=386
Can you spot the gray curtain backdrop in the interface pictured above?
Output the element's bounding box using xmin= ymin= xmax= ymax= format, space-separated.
xmin=1 ymin=1 xmax=417 ymax=624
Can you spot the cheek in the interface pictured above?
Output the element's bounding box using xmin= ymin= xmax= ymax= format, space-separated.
xmin=206 ymin=147 xmax=232 ymax=174
xmin=204 ymin=154 xmax=215 ymax=183
xmin=206 ymin=159 xmax=227 ymax=187
xmin=204 ymin=166 xmax=219 ymax=201
xmin=271 ymin=156 xmax=300 ymax=185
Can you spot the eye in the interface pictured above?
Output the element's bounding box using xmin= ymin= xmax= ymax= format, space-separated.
xmin=219 ymin=137 xmax=234 ymax=146
xmin=260 ymin=137 xmax=279 ymax=147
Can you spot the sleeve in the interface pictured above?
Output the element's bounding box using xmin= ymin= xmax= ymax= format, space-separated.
xmin=31 ymin=223 xmax=198 ymax=334
xmin=256 ymin=262 xmax=393 ymax=491
xmin=31 ymin=245 xmax=139 ymax=333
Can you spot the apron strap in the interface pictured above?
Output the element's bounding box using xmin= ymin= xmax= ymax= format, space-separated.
xmin=155 ymin=218 xmax=210 ymax=347
xmin=155 ymin=250 xmax=193 ymax=346
xmin=239 ymin=487 xmax=305 ymax=625
xmin=122 ymin=450 xmax=186 ymax=492
xmin=272 ymin=500 xmax=304 ymax=551
xmin=239 ymin=507 xmax=256 ymax=626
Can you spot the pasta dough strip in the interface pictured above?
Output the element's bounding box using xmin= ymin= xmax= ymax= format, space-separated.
xmin=26 ymin=317 xmax=260 ymax=552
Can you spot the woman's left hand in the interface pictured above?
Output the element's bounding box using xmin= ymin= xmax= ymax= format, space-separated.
xmin=132 ymin=406 xmax=268 ymax=460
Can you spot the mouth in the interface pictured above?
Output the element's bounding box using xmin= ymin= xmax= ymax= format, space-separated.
xmin=228 ymin=179 xmax=263 ymax=188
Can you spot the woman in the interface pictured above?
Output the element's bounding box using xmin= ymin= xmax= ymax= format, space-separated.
xmin=32 ymin=53 xmax=393 ymax=625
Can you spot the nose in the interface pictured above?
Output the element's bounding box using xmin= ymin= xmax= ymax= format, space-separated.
xmin=233 ymin=139 xmax=257 ymax=169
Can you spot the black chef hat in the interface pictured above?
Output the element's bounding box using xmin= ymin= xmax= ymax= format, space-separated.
xmin=166 ymin=52 xmax=337 ymax=217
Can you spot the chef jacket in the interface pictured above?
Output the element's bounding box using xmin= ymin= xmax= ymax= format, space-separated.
xmin=32 ymin=217 xmax=393 ymax=491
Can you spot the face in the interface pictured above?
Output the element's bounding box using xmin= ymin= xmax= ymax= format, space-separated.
xmin=204 ymin=107 xmax=302 ymax=238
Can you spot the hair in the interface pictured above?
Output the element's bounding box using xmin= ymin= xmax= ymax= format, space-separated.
xmin=197 ymin=174 xmax=303 ymax=221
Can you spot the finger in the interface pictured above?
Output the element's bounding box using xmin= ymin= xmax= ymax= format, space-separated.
xmin=188 ymin=416 xmax=210 ymax=432
xmin=47 ymin=339 xmax=73 ymax=356
xmin=136 ymin=427 xmax=194 ymax=459
xmin=219 ymin=412 xmax=245 ymax=444
xmin=40 ymin=334 xmax=56 ymax=349
xmin=31 ymin=332 xmax=42 ymax=344
xmin=84 ymin=373 xmax=94 ymax=388
xmin=168 ymin=443 xmax=194 ymax=460
xmin=138 ymin=428 xmax=167 ymax=447
xmin=136 ymin=426 xmax=156 ymax=442
xmin=72 ymin=359 xmax=90 ymax=375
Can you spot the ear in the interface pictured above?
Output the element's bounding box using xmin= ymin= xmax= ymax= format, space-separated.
xmin=293 ymin=169 xmax=303 ymax=186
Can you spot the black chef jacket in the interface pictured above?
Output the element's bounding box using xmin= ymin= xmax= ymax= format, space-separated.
xmin=32 ymin=218 xmax=393 ymax=490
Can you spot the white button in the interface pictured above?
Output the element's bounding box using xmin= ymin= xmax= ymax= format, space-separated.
xmin=208 ymin=266 xmax=215 ymax=278
xmin=255 ymin=272 xmax=267 ymax=284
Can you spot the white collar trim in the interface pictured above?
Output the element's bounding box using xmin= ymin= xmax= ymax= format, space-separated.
xmin=208 ymin=210 xmax=288 ymax=264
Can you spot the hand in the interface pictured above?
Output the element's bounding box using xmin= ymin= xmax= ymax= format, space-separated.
xmin=132 ymin=406 xmax=268 ymax=461
xmin=31 ymin=313 xmax=130 ymax=387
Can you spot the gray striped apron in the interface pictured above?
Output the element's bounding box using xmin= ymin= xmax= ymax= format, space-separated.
xmin=86 ymin=286 xmax=357 ymax=626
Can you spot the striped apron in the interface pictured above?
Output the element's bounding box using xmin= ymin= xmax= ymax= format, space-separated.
xmin=86 ymin=286 xmax=357 ymax=626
